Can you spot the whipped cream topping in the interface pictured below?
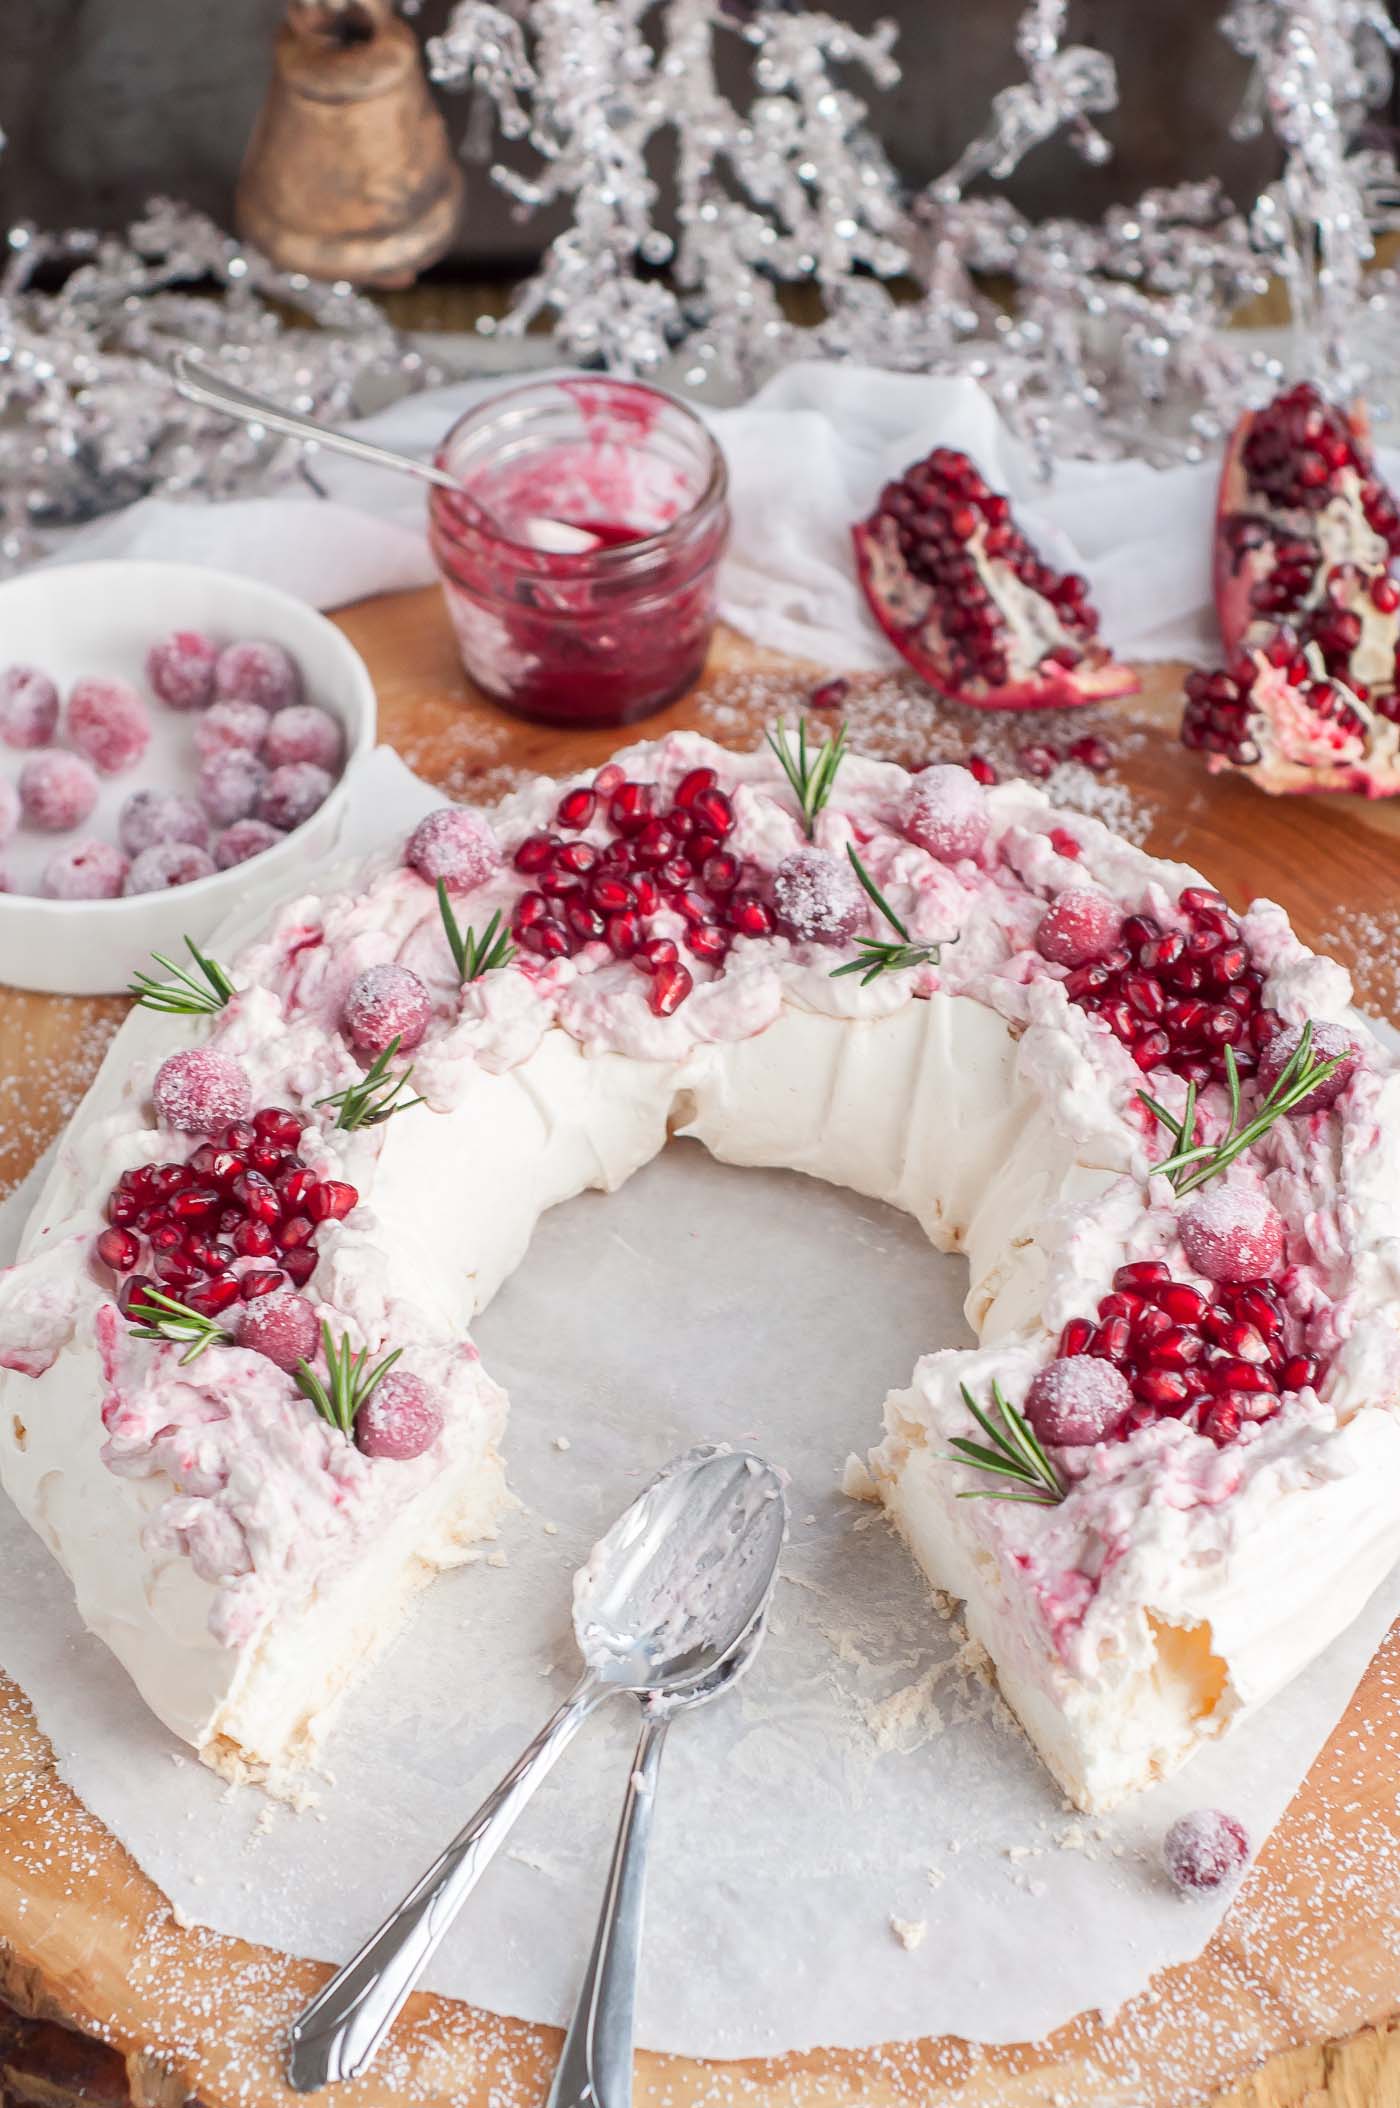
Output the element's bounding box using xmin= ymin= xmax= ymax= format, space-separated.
xmin=1 ymin=728 xmax=1395 ymax=1802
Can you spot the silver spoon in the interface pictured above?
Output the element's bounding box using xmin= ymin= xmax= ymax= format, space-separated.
xmin=546 ymin=1588 xmax=776 ymax=2108
xmin=171 ymin=353 xmax=601 ymax=552
xmin=285 ymin=1444 xmax=787 ymax=2092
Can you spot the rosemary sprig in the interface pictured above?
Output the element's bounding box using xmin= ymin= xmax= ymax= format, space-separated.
xmin=830 ymin=845 xmax=954 ymax=984
xmin=125 ymin=1286 xmax=232 ymax=1365
xmin=948 ymin=1380 xmax=1065 ymax=1506
xmin=128 ymin=937 xmax=235 ymax=1016
xmin=437 ymin=879 xmax=517 ymax=983
xmin=295 ymin=1320 xmax=402 ymax=1439
xmin=317 ymin=1035 xmax=424 ymax=1132
xmin=765 ymin=717 xmax=848 ymax=838
xmin=1138 ymin=1021 xmax=1344 ymax=1196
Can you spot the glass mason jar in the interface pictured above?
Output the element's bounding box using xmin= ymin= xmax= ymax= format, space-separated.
xmin=428 ymin=377 xmax=731 ymax=729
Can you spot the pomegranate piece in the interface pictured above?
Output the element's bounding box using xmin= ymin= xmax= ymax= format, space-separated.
xmin=771 ymin=848 xmax=865 ymax=945
xmin=153 ymin=1050 xmax=253 ymax=1136
xmin=119 ymin=787 xmax=209 ymax=858
xmin=354 ymin=1370 xmax=444 ymax=1461
xmin=966 ymin=752 xmax=998 ymax=786
xmin=1179 ymin=1183 xmax=1285 ymax=1286
xmin=1163 ymin=1809 xmax=1250 ymax=1895
xmin=809 ymin=678 xmax=849 ymax=710
xmin=237 ymin=1290 xmax=319 ymax=1372
xmin=1017 ymin=741 xmax=1059 ymax=780
xmin=66 ymin=677 xmax=151 ymax=775
xmin=42 ymin=838 xmax=128 ymax=901
xmin=1256 ymin=1017 xmax=1359 ymax=1112
xmin=1066 ymin=734 xmax=1111 ymax=771
xmin=214 ymin=640 xmax=301 ymax=712
xmin=1181 ymin=638 xmax=1393 ymax=798
xmin=648 ymin=960 xmax=693 ymax=1015
xmin=214 ymin=818 xmax=282 ymax=869
xmin=147 ymin=630 xmax=218 ymax=711
xmin=1214 ymin=383 xmax=1400 ymax=695
xmin=124 ymin=842 xmax=217 ymax=893
xmin=851 ymin=447 xmax=1138 ymax=710
xmin=0 ymin=663 xmax=59 ymax=748
xmin=1024 ymin=1357 xmax=1133 ymax=1446
xmin=262 ymin=704 xmax=344 ymax=773
xmin=19 ymin=751 xmax=99 ymax=833
xmin=343 ymin=962 xmax=431 ymax=1056
xmin=1035 ymin=888 xmax=1122 ymax=968
xmin=198 ymin=749 xmax=267 ymax=827
xmin=904 ymin=764 xmax=989 ymax=862
xmin=258 ymin=761 xmax=333 ymax=832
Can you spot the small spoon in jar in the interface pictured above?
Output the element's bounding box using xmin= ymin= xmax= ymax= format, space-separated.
xmin=171 ymin=354 xmax=601 ymax=551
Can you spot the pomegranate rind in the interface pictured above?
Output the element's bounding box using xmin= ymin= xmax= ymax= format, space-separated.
xmin=850 ymin=508 xmax=1138 ymax=714
xmin=1182 ymin=645 xmax=1400 ymax=799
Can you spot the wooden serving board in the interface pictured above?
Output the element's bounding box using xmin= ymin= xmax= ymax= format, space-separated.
xmin=3 ymin=587 xmax=1400 ymax=2108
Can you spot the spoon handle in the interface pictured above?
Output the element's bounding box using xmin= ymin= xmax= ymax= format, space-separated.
xmin=547 ymin=1708 xmax=671 ymax=2108
xmin=172 ymin=352 xmax=464 ymax=495
xmin=286 ymin=1672 xmax=606 ymax=2092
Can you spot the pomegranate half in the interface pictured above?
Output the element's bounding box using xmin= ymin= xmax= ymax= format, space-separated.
xmin=1213 ymin=381 xmax=1400 ymax=694
xmin=852 ymin=446 xmax=1138 ymax=711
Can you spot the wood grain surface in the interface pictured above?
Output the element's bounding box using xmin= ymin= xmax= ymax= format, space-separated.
xmin=2 ymin=587 xmax=1399 ymax=2108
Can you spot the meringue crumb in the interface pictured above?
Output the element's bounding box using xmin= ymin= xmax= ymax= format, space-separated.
xmin=841 ymin=1451 xmax=879 ymax=1502
xmin=890 ymin=1915 xmax=927 ymax=1951
xmin=925 ymin=1865 xmax=946 ymax=1890
xmin=487 ymin=1549 xmax=508 ymax=1568
xmin=542 ymin=1519 xmax=558 ymax=1536
xmin=552 ymin=1434 xmax=570 ymax=1451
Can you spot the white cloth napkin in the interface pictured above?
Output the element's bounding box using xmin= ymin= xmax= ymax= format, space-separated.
xmin=52 ymin=360 xmax=1397 ymax=676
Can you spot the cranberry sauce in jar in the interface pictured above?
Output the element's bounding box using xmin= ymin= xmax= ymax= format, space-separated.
xmin=428 ymin=378 xmax=730 ymax=728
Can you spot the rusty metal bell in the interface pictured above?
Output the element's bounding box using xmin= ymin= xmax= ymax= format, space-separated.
xmin=236 ymin=0 xmax=464 ymax=288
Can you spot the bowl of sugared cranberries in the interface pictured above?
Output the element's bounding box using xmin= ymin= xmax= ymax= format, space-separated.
xmin=0 ymin=561 xmax=374 ymax=993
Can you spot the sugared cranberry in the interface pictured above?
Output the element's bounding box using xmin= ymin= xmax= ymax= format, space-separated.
xmin=1024 ymin=1357 xmax=1134 ymax=1446
xmin=1256 ymin=1018 xmax=1359 ymax=1113
xmin=258 ymin=762 xmax=333 ymax=832
xmin=43 ymin=838 xmax=128 ymax=900
xmin=194 ymin=700 xmax=271 ymax=763
xmin=153 ymin=1050 xmax=253 ymax=1136
xmin=124 ymin=842 xmax=216 ymax=893
xmin=1163 ymin=1810 xmax=1249 ymax=1895
xmin=65 ymin=676 xmax=151 ymax=775
xmin=214 ymin=818 xmax=283 ymax=869
xmin=1036 ymin=889 xmax=1122 ymax=968
xmin=263 ymin=704 xmax=343 ymax=772
xmin=198 ymin=749 xmax=267 ymax=827
xmin=0 ymin=663 xmax=59 ymax=748
xmin=354 ymin=1370 xmax=445 ymax=1461
xmin=403 ymin=806 xmax=501 ymax=895
xmin=343 ymin=962 xmax=431 ymax=1057
xmin=772 ymin=848 xmax=865 ymax=944
xmin=19 ymin=751 xmax=99 ymax=833
xmin=215 ymin=639 xmax=301 ymax=712
xmin=118 ymin=787 xmax=209 ymax=858
xmin=147 ymin=630 xmax=218 ymax=710
xmin=904 ymin=764 xmax=989 ymax=862
xmin=237 ymin=1290 xmax=319 ymax=1372
xmin=1179 ymin=1183 xmax=1285 ymax=1285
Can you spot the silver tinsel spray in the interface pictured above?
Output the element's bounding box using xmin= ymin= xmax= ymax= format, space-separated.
xmin=3 ymin=0 xmax=1400 ymax=569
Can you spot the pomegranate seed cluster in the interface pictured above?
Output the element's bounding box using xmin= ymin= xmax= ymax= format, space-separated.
xmin=1182 ymin=640 xmax=1367 ymax=768
xmin=96 ymin=1104 xmax=359 ymax=1322
xmin=1044 ymin=882 xmax=1276 ymax=1086
xmin=505 ymin=760 xmax=770 ymax=1019
xmin=0 ymin=631 xmax=344 ymax=899
xmin=1049 ymin=1258 xmax=1322 ymax=1450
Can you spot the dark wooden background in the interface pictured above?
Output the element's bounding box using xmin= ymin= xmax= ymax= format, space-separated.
xmin=0 ymin=0 xmax=1283 ymax=266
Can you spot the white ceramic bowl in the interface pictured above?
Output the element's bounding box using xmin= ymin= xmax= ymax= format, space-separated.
xmin=0 ymin=561 xmax=376 ymax=994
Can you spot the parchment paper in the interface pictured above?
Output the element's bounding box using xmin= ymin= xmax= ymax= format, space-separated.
xmin=2 ymin=748 xmax=1398 ymax=2059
